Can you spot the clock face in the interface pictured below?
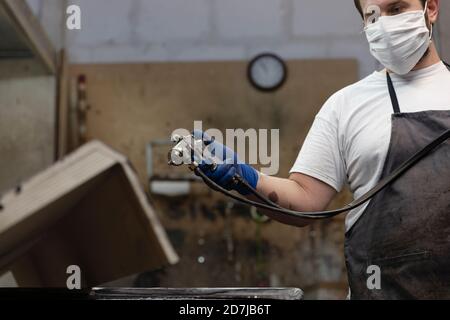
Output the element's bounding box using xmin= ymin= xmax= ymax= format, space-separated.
xmin=248 ymin=53 xmax=287 ymax=92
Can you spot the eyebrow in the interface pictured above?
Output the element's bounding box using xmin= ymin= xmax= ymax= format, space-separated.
xmin=363 ymin=0 xmax=407 ymax=19
xmin=386 ymin=0 xmax=409 ymax=10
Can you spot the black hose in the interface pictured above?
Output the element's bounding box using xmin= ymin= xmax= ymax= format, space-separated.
xmin=195 ymin=129 xmax=450 ymax=220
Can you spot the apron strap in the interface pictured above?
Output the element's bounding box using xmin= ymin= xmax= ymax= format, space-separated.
xmin=386 ymin=61 xmax=450 ymax=114
xmin=386 ymin=72 xmax=401 ymax=114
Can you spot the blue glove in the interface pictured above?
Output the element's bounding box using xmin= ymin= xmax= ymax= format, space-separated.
xmin=192 ymin=130 xmax=259 ymax=195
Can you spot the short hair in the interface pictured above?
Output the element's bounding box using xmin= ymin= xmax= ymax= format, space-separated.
xmin=353 ymin=0 xmax=427 ymax=17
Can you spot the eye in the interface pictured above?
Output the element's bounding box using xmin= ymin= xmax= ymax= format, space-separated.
xmin=389 ymin=5 xmax=404 ymax=15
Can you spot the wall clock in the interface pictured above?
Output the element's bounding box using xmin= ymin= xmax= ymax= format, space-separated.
xmin=248 ymin=53 xmax=287 ymax=92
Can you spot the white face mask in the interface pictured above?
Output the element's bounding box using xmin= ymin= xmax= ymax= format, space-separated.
xmin=364 ymin=3 xmax=433 ymax=75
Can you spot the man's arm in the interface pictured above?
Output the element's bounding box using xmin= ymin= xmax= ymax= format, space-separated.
xmin=190 ymin=130 xmax=338 ymax=228
xmin=251 ymin=172 xmax=337 ymax=228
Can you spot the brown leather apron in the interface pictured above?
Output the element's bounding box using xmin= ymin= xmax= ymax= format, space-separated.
xmin=344 ymin=63 xmax=450 ymax=299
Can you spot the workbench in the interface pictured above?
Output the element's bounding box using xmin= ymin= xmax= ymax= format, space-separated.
xmin=0 ymin=288 xmax=304 ymax=300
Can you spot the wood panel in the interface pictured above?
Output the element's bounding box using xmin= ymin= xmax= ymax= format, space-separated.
xmin=1 ymin=141 xmax=178 ymax=287
xmin=56 ymin=50 xmax=69 ymax=160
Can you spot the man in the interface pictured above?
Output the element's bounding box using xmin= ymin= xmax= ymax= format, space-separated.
xmin=194 ymin=0 xmax=450 ymax=299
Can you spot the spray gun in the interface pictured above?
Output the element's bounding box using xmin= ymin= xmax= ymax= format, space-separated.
xmin=166 ymin=133 xmax=329 ymax=216
xmin=168 ymin=129 xmax=450 ymax=220
xmin=168 ymin=133 xmax=217 ymax=170
xmin=168 ymin=134 xmax=245 ymax=189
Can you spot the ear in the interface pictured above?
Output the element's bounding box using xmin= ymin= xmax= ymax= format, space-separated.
xmin=427 ymin=0 xmax=439 ymax=24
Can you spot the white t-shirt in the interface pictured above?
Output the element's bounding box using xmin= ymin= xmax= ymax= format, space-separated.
xmin=290 ymin=61 xmax=450 ymax=232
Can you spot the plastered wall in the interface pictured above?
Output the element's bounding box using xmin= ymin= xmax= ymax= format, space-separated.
xmin=64 ymin=0 xmax=377 ymax=78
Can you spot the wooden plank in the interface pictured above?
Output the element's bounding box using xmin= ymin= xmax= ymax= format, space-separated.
xmin=0 ymin=141 xmax=178 ymax=287
xmin=0 ymin=0 xmax=56 ymax=74
xmin=56 ymin=50 xmax=69 ymax=160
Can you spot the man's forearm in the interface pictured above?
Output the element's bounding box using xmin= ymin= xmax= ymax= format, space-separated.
xmin=249 ymin=173 xmax=336 ymax=227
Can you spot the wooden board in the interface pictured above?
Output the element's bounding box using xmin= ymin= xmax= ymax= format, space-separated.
xmin=56 ymin=50 xmax=69 ymax=160
xmin=0 ymin=141 xmax=178 ymax=287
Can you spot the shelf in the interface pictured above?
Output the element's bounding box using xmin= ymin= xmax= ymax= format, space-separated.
xmin=0 ymin=0 xmax=56 ymax=73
